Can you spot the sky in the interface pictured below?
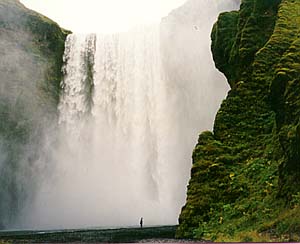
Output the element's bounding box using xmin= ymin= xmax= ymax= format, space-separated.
xmin=20 ymin=0 xmax=187 ymax=33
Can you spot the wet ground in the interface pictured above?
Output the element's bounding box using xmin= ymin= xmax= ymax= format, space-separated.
xmin=0 ymin=225 xmax=201 ymax=243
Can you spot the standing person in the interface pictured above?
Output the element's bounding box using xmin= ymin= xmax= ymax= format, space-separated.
xmin=140 ymin=217 xmax=143 ymax=228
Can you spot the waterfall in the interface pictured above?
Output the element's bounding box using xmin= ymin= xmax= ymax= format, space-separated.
xmin=44 ymin=25 xmax=182 ymax=227
xmin=58 ymin=34 xmax=96 ymax=133
xmin=18 ymin=0 xmax=240 ymax=230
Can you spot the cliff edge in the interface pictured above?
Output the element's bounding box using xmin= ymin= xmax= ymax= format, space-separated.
xmin=0 ymin=0 xmax=68 ymax=228
xmin=177 ymin=0 xmax=300 ymax=241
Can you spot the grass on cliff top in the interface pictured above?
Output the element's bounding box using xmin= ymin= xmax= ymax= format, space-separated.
xmin=0 ymin=0 xmax=71 ymax=35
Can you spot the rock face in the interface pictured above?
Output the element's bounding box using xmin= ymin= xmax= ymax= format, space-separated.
xmin=0 ymin=0 xmax=67 ymax=228
xmin=177 ymin=0 xmax=300 ymax=241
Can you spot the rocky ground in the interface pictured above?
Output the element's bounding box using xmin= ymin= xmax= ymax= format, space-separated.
xmin=0 ymin=226 xmax=201 ymax=243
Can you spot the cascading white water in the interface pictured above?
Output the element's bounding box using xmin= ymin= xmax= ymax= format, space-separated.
xmin=33 ymin=25 xmax=182 ymax=227
xmin=18 ymin=0 xmax=240 ymax=230
xmin=91 ymin=26 xmax=168 ymax=205
xmin=59 ymin=34 xmax=96 ymax=133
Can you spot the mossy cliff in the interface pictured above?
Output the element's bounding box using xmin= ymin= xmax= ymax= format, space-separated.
xmin=0 ymin=0 xmax=68 ymax=228
xmin=177 ymin=0 xmax=300 ymax=241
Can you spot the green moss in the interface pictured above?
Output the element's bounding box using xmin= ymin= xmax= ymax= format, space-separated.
xmin=24 ymin=10 xmax=69 ymax=108
xmin=177 ymin=0 xmax=300 ymax=241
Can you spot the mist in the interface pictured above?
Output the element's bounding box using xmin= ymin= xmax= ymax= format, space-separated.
xmin=0 ymin=1 xmax=60 ymax=228
xmin=1 ymin=0 xmax=240 ymax=230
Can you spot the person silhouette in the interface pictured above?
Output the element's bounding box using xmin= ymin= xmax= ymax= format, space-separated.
xmin=140 ymin=217 xmax=143 ymax=228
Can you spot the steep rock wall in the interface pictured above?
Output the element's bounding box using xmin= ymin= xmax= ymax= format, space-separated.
xmin=177 ymin=0 xmax=300 ymax=241
xmin=0 ymin=0 xmax=68 ymax=228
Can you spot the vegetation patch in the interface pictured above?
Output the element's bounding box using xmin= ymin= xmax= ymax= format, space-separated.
xmin=177 ymin=0 xmax=300 ymax=241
